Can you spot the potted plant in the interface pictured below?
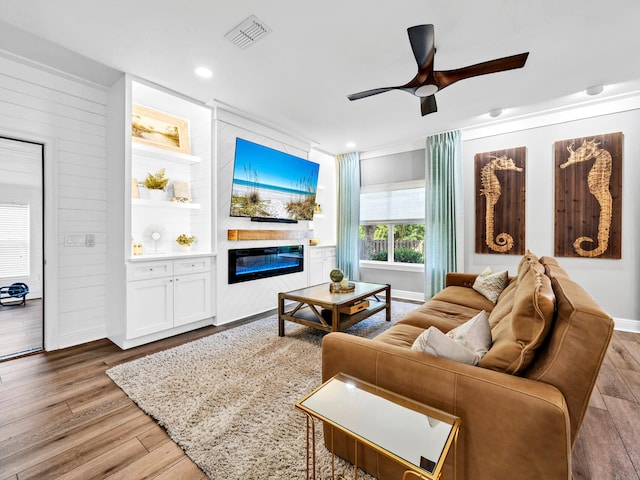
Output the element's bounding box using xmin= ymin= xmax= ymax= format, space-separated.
xmin=143 ymin=168 xmax=169 ymax=200
xmin=176 ymin=233 xmax=195 ymax=252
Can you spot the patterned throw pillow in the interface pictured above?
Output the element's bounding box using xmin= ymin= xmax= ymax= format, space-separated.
xmin=411 ymin=311 xmax=492 ymax=365
xmin=473 ymin=266 xmax=509 ymax=303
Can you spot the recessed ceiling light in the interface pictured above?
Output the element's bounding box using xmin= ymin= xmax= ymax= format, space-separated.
xmin=195 ymin=67 xmax=213 ymax=79
xmin=585 ymin=85 xmax=604 ymax=96
xmin=346 ymin=142 xmax=356 ymax=149
xmin=488 ymin=108 xmax=503 ymax=118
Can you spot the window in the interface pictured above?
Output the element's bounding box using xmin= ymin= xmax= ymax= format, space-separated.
xmin=0 ymin=203 xmax=30 ymax=278
xmin=360 ymin=223 xmax=424 ymax=263
xmin=360 ymin=181 xmax=425 ymax=265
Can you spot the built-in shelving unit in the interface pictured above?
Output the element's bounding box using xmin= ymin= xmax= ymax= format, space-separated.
xmin=129 ymin=81 xmax=212 ymax=259
xmin=132 ymin=142 xmax=202 ymax=165
xmin=132 ymin=198 xmax=202 ymax=209
xmin=106 ymin=76 xmax=216 ymax=349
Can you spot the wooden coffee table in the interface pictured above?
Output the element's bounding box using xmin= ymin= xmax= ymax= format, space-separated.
xmin=278 ymin=282 xmax=390 ymax=337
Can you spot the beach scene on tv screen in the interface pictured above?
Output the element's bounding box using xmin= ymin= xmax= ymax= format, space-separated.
xmin=230 ymin=138 xmax=319 ymax=221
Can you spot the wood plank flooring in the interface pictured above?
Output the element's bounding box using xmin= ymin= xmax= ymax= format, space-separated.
xmin=0 ymin=298 xmax=43 ymax=360
xmin=0 ymin=323 xmax=638 ymax=479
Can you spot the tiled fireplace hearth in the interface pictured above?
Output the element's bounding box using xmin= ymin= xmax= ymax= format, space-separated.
xmin=228 ymin=245 xmax=304 ymax=284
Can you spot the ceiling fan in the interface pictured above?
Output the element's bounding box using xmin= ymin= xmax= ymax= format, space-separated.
xmin=347 ymin=24 xmax=529 ymax=116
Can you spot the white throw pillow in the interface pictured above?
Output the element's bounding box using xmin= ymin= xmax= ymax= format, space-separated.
xmin=411 ymin=311 xmax=492 ymax=365
xmin=473 ymin=266 xmax=509 ymax=303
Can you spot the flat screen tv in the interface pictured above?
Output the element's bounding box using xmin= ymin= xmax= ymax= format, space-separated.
xmin=230 ymin=137 xmax=320 ymax=221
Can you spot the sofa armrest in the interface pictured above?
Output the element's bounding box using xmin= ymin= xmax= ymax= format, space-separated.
xmin=445 ymin=272 xmax=478 ymax=288
xmin=322 ymin=333 xmax=571 ymax=480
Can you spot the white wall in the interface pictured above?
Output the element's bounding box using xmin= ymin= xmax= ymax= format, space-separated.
xmin=0 ymin=52 xmax=109 ymax=349
xmin=214 ymin=110 xmax=313 ymax=325
xmin=308 ymin=148 xmax=336 ymax=247
xmin=462 ymin=108 xmax=640 ymax=322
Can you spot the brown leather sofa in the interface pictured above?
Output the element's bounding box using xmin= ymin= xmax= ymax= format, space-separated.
xmin=321 ymin=253 xmax=614 ymax=480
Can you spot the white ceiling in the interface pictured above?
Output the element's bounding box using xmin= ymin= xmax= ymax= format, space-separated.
xmin=0 ymin=0 xmax=639 ymax=154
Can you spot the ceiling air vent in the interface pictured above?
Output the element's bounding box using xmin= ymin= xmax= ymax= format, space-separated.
xmin=225 ymin=15 xmax=271 ymax=49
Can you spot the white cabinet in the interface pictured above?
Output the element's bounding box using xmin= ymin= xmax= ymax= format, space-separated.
xmin=125 ymin=257 xmax=213 ymax=340
xmin=106 ymin=76 xmax=216 ymax=349
xmin=126 ymin=276 xmax=174 ymax=338
xmin=309 ymin=246 xmax=337 ymax=286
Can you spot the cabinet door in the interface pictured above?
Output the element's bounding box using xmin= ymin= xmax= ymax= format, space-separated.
xmin=309 ymin=257 xmax=325 ymax=286
xmin=174 ymin=272 xmax=212 ymax=327
xmin=126 ymin=277 xmax=174 ymax=338
xmin=323 ymin=256 xmax=337 ymax=279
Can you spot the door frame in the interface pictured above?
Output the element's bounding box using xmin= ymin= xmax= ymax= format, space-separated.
xmin=0 ymin=127 xmax=59 ymax=351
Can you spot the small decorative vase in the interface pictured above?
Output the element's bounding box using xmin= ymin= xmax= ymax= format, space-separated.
xmin=148 ymin=189 xmax=164 ymax=201
xmin=180 ymin=244 xmax=191 ymax=253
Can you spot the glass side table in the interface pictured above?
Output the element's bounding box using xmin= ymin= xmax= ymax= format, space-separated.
xmin=296 ymin=373 xmax=461 ymax=480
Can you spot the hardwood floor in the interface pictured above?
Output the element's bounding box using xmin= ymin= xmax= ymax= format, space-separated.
xmin=0 ymin=324 xmax=638 ymax=479
xmin=0 ymin=298 xmax=43 ymax=360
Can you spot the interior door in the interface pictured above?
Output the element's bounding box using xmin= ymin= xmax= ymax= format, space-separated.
xmin=0 ymin=137 xmax=44 ymax=360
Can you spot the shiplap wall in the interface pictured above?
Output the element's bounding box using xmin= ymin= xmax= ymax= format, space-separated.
xmin=215 ymin=111 xmax=312 ymax=324
xmin=0 ymin=53 xmax=109 ymax=349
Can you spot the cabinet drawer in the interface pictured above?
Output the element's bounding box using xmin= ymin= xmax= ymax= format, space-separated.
xmin=310 ymin=246 xmax=336 ymax=259
xmin=126 ymin=260 xmax=173 ymax=281
xmin=174 ymin=257 xmax=211 ymax=275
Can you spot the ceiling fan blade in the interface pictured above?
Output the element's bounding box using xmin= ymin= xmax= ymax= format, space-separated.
xmin=434 ymin=52 xmax=529 ymax=90
xmin=347 ymin=87 xmax=399 ymax=101
xmin=420 ymin=95 xmax=437 ymax=116
xmin=407 ymin=24 xmax=435 ymax=72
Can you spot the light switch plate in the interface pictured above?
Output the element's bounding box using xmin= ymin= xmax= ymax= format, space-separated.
xmin=64 ymin=234 xmax=86 ymax=246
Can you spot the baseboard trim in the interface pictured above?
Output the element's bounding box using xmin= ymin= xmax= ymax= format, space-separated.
xmin=613 ymin=317 xmax=640 ymax=333
xmin=390 ymin=289 xmax=424 ymax=303
xmin=56 ymin=326 xmax=108 ymax=350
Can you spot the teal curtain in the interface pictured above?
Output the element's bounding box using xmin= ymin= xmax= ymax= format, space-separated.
xmin=424 ymin=130 xmax=462 ymax=298
xmin=336 ymin=151 xmax=360 ymax=281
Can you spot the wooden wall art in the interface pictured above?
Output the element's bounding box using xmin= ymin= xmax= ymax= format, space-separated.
xmin=475 ymin=147 xmax=526 ymax=255
xmin=554 ymin=132 xmax=622 ymax=259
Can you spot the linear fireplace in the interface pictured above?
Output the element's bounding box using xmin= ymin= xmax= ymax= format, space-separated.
xmin=228 ymin=245 xmax=304 ymax=284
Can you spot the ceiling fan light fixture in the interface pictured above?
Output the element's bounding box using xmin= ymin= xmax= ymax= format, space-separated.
xmin=585 ymin=84 xmax=604 ymax=96
xmin=488 ymin=108 xmax=503 ymax=118
xmin=414 ymin=84 xmax=438 ymax=97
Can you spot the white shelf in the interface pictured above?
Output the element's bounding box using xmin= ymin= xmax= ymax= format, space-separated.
xmin=132 ymin=198 xmax=201 ymax=209
xmin=129 ymin=251 xmax=214 ymax=261
xmin=132 ymin=142 xmax=201 ymax=165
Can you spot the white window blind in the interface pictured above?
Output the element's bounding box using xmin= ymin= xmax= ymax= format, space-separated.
xmin=360 ymin=181 xmax=425 ymax=224
xmin=0 ymin=203 xmax=30 ymax=278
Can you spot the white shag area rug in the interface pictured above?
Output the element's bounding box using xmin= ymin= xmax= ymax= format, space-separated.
xmin=106 ymin=300 xmax=418 ymax=480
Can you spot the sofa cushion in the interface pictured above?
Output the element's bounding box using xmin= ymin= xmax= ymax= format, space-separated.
xmin=472 ymin=266 xmax=509 ymax=303
xmin=517 ymin=250 xmax=540 ymax=284
xmin=479 ymin=256 xmax=556 ymax=375
xmin=431 ymin=286 xmax=497 ymax=313
xmin=488 ymin=281 xmax=517 ymax=328
xmin=411 ymin=310 xmax=492 ymax=365
xmin=397 ymin=299 xmax=485 ymax=332
xmin=374 ymin=323 xmax=425 ymax=348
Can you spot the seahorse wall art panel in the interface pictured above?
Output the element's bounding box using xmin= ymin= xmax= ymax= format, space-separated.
xmin=474 ymin=147 xmax=526 ymax=255
xmin=554 ymin=132 xmax=622 ymax=259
